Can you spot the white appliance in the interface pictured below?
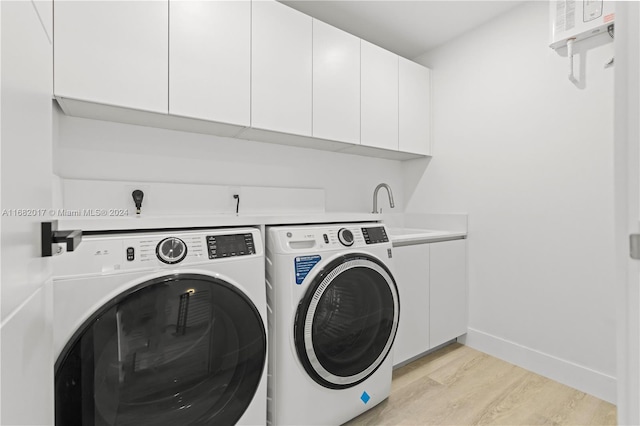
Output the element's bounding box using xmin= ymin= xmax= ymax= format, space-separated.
xmin=549 ymin=0 xmax=615 ymax=49
xmin=266 ymin=223 xmax=400 ymax=425
xmin=52 ymin=227 xmax=267 ymax=426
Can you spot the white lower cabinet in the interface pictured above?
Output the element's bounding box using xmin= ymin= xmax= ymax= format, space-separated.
xmin=429 ymin=239 xmax=468 ymax=348
xmin=393 ymin=244 xmax=430 ymax=366
xmin=393 ymin=239 xmax=467 ymax=367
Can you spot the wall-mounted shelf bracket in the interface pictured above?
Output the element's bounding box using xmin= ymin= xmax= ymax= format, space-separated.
xmin=42 ymin=220 xmax=83 ymax=257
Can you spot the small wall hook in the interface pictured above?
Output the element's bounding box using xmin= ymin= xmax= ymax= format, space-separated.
xmin=132 ymin=189 xmax=144 ymax=215
xmin=233 ymin=194 xmax=240 ymax=215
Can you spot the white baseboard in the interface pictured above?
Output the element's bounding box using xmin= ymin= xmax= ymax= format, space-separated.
xmin=460 ymin=328 xmax=616 ymax=404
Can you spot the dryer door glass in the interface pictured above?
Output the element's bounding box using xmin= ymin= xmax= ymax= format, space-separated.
xmin=295 ymin=254 xmax=399 ymax=389
xmin=55 ymin=273 xmax=266 ymax=426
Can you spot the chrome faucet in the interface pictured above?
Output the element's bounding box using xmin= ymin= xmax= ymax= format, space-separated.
xmin=372 ymin=183 xmax=395 ymax=214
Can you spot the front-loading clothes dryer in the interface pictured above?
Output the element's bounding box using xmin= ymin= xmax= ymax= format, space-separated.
xmin=52 ymin=227 xmax=267 ymax=426
xmin=265 ymin=223 xmax=400 ymax=426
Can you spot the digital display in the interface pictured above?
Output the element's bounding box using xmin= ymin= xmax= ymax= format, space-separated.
xmin=207 ymin=234 xmax=255 ymax=259
xmin=217 ymin=234 xmax=248 ymax=253
xmin=362 ymin=227 xmax=388 ymax=244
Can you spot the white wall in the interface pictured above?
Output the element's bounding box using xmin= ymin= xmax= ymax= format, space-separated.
xmin=53 ymin=107 xmax=404 ymax=214
xmin=1 ymin=0 xmax=54 ymax=423
xmin=614 ymin=3 xmax=640 ymax=422
xmin=407 ymin=1 xmax=616 ymax=402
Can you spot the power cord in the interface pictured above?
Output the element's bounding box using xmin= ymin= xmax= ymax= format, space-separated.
xmin=233 ymin=194 xmax=240 ymax=215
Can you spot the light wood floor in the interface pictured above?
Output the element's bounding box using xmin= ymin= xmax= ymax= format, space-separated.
xmin=344 ymin=343 xmax=616 ymax=426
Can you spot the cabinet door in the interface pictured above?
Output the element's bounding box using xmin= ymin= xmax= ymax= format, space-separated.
xmin=54 ymin=1 xmax=168 ymax=113
xmin=399 ymin=58 xmax=431 ymax=155
xmin=393 ymin=244 xmax=430 ymax=366
xmin=312 ymin=20 xmax=360 ymax=144
xmin=361 ymin=40 xmax=398 ymax=150
xmin=252 ymin=0 xmax=312 ymax=136
xmin=430 ymin=239 xmax=468 ymax=349
xmin=170 ymin=0 xmax=250 ymax=126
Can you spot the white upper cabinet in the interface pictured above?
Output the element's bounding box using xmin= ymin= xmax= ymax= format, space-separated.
xmin=169 ymin=0 xmax=250 ymax=126
xmin=54 ymin=1 xmax=168 ymax=113
xmin=252 ymin=0 xmax=312 ymax=136
xmin=361 ymin=40 xmax=399 ymax=151
xmin=312 ymin=20 xmax=360 ymax=144
xmin=52 ymin=0 xmax=431 ymax=160
xmin=399 ymin=58 xmax=431 ymax=155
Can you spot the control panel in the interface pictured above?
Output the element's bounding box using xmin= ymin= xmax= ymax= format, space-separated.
xmin=361 ymin=226 xmax=389 ymax=244
xmin=206 ymin=233 xmax=255 ymax=259
xmin=275 ymin=223 xmax=390 ymax=253
xmin=52 ymin=228 xmax=262 ymax=278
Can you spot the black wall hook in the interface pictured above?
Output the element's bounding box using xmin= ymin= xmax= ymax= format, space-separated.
xmin=132 ymin=189 xmax=144 ymax=215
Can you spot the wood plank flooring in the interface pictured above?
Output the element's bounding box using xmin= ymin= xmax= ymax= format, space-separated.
xmin=344 ymin=343 xmax=616 ymax=426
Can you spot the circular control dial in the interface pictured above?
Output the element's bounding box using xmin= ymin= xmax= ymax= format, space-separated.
xmin=337 ymin=228 xmax=355 ymax=247
xmin=156 ymin=237 xmax=187 ymax=264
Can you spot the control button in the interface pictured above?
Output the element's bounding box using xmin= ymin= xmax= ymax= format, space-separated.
xmin=126 ymin=247 xmax=135 ymax=261
xmin=156 ymin=237 xmax=188 ymax=264
xmin=323 ymin=234 xmax=329 ymax=244
xmin=337 ymin=228 xmax=354 ymax=247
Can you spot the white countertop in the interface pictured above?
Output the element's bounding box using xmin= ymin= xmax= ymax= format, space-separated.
xmin=387 ymin=227 xmax=467 ymax=246
xmin=55 ymin=212 xmax=383 ymax=232
xmin=54 ymin=212 xmax=468 ymax=248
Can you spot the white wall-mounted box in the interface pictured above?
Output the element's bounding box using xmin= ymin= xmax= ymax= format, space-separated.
xmin=549 ymin=0 xmax=615 ymax=49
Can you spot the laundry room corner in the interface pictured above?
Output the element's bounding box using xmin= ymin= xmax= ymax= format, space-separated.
xmin=405 ymin=0 xmax=616 ymax=403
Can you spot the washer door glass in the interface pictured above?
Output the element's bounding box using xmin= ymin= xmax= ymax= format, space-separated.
xmin=55 ymin=273 xmax=266 ymax=426
xmin=294 ymin=254 xmax=399 ymax=389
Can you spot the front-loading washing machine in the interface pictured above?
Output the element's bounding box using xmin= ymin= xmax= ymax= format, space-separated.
xmin=52 ymin=227 xmax=267 ymax=426
xmin=265 ymin=223 xmax=400 ymax=426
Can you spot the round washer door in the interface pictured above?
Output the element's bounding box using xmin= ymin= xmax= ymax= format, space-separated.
xmin=294 ymin=253 xmax=399 ymax=389
xmin=55 ymin=273 xmax=266 ymax=426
